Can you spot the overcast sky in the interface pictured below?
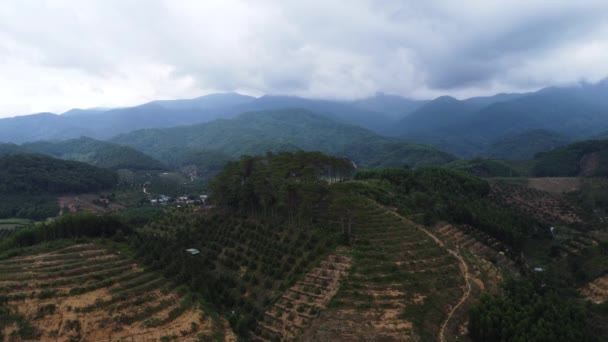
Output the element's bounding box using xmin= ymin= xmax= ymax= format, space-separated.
xmin=1 ymin=0 xmax=607 ymax=117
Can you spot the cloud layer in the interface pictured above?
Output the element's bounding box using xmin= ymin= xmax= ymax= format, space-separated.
xmin=1 ymin=0 xmax=607 ymax=117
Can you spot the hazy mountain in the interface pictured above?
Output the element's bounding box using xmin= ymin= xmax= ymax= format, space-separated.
xmin=463 ymin=92 xmax=527 ymax=109
xmin=230 ymin=95 xmax=396 ymax=134
xmin=480 ymin=129 xmax=572 ymax=160
xmin=533 ymin=139 xmax=608 ymax=177
xmin=398 ymin=96 xmax=475 ymax=134
xmin=0 ymin=93 xmax=258 ymax=143
xmin=149 ymin=92 xmax=255 ymax=111
xmin=348 ymin=93 xmax=428 ymax=119
xmin=23 ymin=137 xmax=166 ymax=170
xmin=111 ymin=109 xmax=456 ymax=169
xmin=397 ymin=82 xmax=608 ymax=157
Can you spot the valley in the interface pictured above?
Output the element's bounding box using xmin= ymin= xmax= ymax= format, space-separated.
xmin=2 ymin=86 xmax=608 ymax=342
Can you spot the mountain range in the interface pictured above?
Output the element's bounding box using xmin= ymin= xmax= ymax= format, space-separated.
xmin=0 ymin=80 xmax=607 ymax=164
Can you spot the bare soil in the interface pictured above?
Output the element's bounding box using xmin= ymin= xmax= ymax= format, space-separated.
xmin=0 ymin=243 xmax=233 ymax=341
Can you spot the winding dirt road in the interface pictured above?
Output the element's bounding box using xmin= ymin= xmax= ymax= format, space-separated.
xmin=381 ymin=205 xmax=472 ymax=342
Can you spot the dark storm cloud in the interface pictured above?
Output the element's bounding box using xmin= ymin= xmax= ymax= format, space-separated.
xmin=0 ymin=0 xmax=607 ymax=116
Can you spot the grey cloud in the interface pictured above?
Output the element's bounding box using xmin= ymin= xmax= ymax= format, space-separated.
xmin=0 ymin=0 xmax=608 ymax=117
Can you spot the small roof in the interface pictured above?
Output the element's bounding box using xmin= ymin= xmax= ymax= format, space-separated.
xmin=186 ymin=248 xmax=200 ymax=255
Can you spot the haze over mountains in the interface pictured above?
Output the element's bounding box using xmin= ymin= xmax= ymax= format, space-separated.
xmin=0 ymin=80 xmax=607 ymax=166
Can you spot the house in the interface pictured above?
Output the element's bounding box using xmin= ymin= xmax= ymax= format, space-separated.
xmin=185 ymin=248 xmax=200 ymax=255
xmin=533 ymin=267 xmax=545 ymax=272
xmin=200 ymin=194 xmax=208 ymax=204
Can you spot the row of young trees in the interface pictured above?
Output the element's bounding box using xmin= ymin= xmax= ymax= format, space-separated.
xmin=0 ymin=213 xmax=129 ymax=251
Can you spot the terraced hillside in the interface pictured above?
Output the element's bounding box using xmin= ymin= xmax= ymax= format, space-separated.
xmin=490 ymin=183 xmax=582 ymax=225
xmin=0 ymin=244 xmax=233 ymax=341
xmin=253 ymin=247 xmax=352 ymax=341
xmin=581 ymin=275 xmax=608 ymax=304
xmin=436 ymin=225 xmax=515 ymax=269
xmin=304 ymin=202 xmax=466 ymax=341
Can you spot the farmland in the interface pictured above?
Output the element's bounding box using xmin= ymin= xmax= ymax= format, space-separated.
xmin=0 ymin=219 xmax=32 ymax=240
xmin=304 ymin=201 xmax=466 ymax=341
xmin=0 ymin=243 xmax=234 ymax=341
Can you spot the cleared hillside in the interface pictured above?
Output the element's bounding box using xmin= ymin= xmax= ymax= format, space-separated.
xmin=0 ymin=243 xmax=234 ymax=341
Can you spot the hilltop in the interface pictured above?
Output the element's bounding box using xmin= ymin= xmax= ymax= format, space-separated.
xmin=111 ymin=109 xmax=456 ymax=169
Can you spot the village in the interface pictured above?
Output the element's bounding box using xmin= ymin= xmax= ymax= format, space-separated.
xmin=149 ymin=194 xmax=208 ymax=206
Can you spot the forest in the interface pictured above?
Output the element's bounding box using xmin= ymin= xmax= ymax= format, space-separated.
xmin=353 ymin=168 xmax=535 ymax=250
xmin=0 ymin=154 xmax=118 ymax=219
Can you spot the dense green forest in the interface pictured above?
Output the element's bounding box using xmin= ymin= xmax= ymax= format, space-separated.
xmin=469 ymin=278 xmax=594 ymax=342
xmin=111 ymin=109 xmax=456 ymax=170
xmin=480 ymin=129 xmax=571 ymax=160
xmin=23 ymin=137 xmax=166 ymax=170
xmin=0 ymin=154 xmax=117 ymax=219
xmin=534 ymin=139 xmax=608 ymax=177
xmin=354 ymin=168 xmax=535 ymax=250
xmin=0 ymin=154 xmax=117 ymax=194
xmin=445 ymin=158 xmax=520 ymax=177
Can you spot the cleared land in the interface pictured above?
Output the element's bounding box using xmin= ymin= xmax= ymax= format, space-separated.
xmin=253 ymin=247 xmax=352 ymax=341
xmin=581 ymin=275 xmax=608 ymax=304
xmin=0 ymin=244 xmax=233 ymax=341
xmin=527 ymin=177 xmax=582 ymax=194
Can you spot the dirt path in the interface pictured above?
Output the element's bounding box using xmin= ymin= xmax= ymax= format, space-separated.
xmin=381 ymin=206 xmax=472 ymax=342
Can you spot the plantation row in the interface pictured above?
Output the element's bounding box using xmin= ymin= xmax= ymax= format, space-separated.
xmin=305 ymin=201 xmax=466 ymax=341
xmin=0 ymin=244 xmax=226 ymax=341
xmin=252 ymin=247 xmax=352 ymax=341
xmin=133 ymin=210 xmax=342 ymax=338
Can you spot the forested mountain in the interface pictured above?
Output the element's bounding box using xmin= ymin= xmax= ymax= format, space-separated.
xmin=22 ymin=137 xmax=166 ymax=170
xmin=533 ymin=139 xmax=608 ymax=177
xmin=0 ymin=93 xmax=256 ymax=143
xmin=348 ymin=93 xmax=427 ymax=119
xmin=397 ymin=96 xmax=475 ymax=134
xmin=229 ymin=95 xmax=396 ymax=134
xmin=397 ymin=81 xmax=608 ymax=157
xmin=0 ymin=154 xmax=117 ymax=219
xmin=480 ymin=129 xmax=572 ymax=160
xmin=445 ymin=158 xmax=520 ymax=177
xmin=0 ymin=154 xmax=117 ymax=195
xmin=0 ymin=143 xmax=26 ymax=156
xmin=111 ymin=109 xmax=456 ymax=169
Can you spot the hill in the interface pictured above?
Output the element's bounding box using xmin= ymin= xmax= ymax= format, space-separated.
xmin=533 ymin=139 xmax=608 ymax=177
xmin=111 ymin=109 xmax=457 ymax=169
xmin=22 ymin=137 xmax=166 ymax=170
xmin=0 ymin=154 xmax=117 ymax=219
xmin=0 ymin=151 xmax=604 ymax=341
xmin=348 ymin=93 xmax=427 ymax=119
xmin=445 ymin=158 xmax=520 ymax=177
xmin=480 ymin=129 xmax=572 ymax=160
xmin=0 ymin=93 xmax=257 ymax=143
xmin=398 ymin=96 xmax=475 ymax=134
xmin=397 ymin=81 xmax=608 ymax=157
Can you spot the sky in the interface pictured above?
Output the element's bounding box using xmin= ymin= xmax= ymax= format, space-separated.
xmin=1 ymin=0 xmax=608 ymax=118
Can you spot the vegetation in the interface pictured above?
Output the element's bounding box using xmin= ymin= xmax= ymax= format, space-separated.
xmin=0 ymin=154 xmax=118 ymax=219
xmin=23 ymin=137 xmax=166 ymax=170
xmin=354 ymin=168 xmax=536 ymax=250
xmin=0 ymin=213 xmax=129 ymax=252
xmin=111 ymin=109 xmax=456 ymax=170
xmin=445 ymin=158 xmax=520 ymax=177
xmin=534 ymin=139 xmax=608 ymax=177
xmin=481 ymin=129 xmax=571 ymax=160
xmin=469 ymin=278 xmax=594 ymax=342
